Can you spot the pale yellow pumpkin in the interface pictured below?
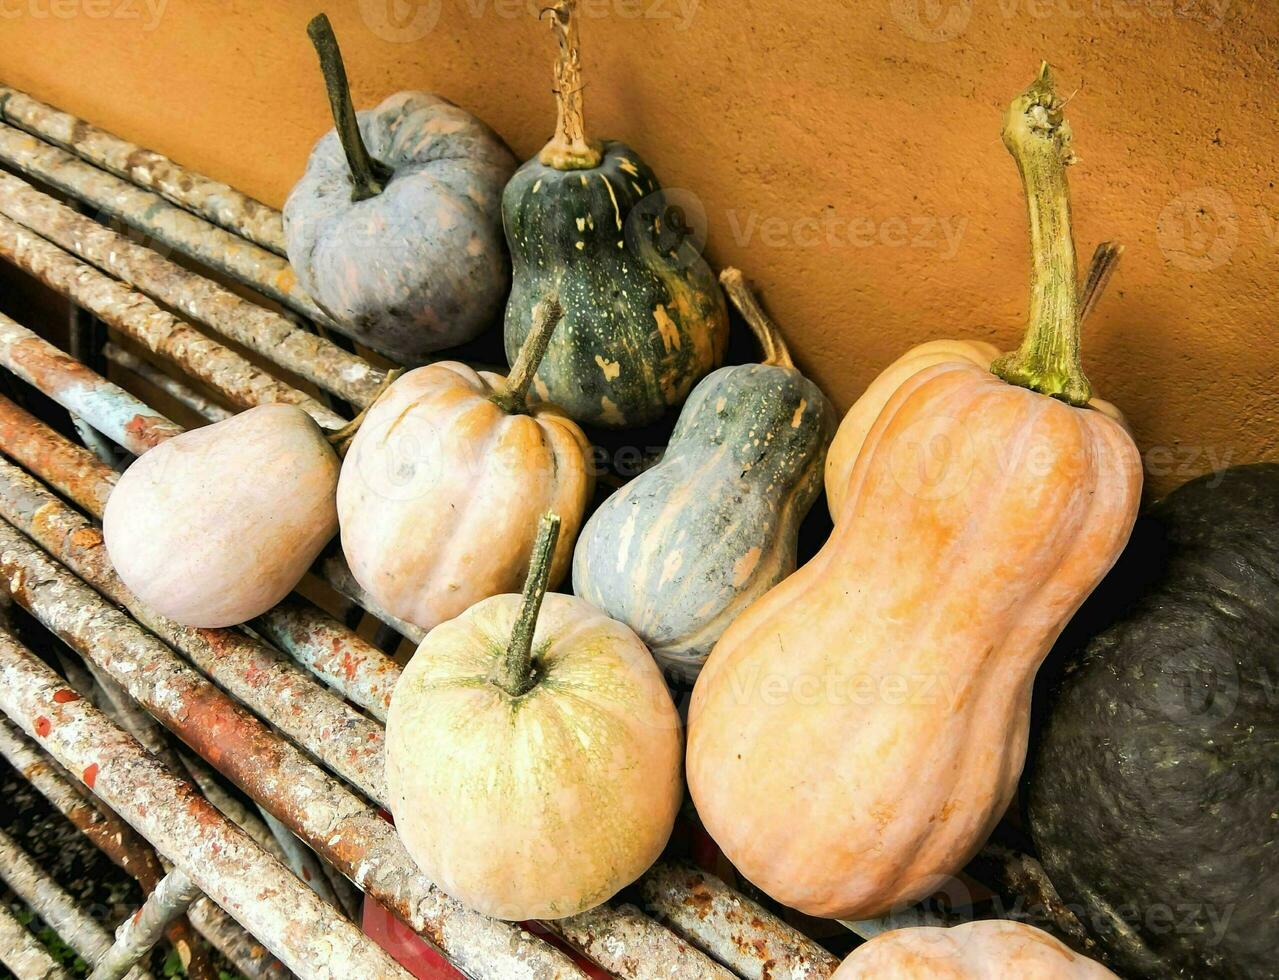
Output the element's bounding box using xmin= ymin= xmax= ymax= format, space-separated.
xmin=835 ymin=921 xmax=1117 ymax=978
xmin=337 ymin=301 xmax=592 ymax=631
xmin=385 ymin=515 xmax=682 ymax=920
xmin=686 ymin=66 xmax=1144 ymax=920
xmin=103 ymin=404 xmax=339 ymax=628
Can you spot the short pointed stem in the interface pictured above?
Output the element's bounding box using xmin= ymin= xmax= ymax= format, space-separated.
xmin=719 ymin=267 xmax=794 ymax=369
xmin=537 ymin=0 xmax=603 ymax=170
xmin=991 ymin=63 xmax=1093 ymax=406
xmin=307 ymin=14 xmax=393 ymax=202
xmin=491 ymin=298 xmax=564 ymax=413
xmin=490 ymin=513 xmax=561 ymax=697
xmin=325 ymin=368 xmax=403 ymax=457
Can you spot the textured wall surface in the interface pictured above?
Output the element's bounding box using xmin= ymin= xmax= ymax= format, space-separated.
xmin=0 ymin=0 xmax=1274 ymax=494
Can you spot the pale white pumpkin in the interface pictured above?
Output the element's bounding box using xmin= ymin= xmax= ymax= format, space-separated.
xmin=385 ymin=515 xmax=682 ymax=920
xmin=103 ymin=404 xmax=339 ymax=628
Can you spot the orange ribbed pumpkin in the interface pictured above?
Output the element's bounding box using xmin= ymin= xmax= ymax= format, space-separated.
xmin=834 ymin=921 xmax=1117 ymax=978
xmin=686 ymin=65 xmax=1143 ymax=920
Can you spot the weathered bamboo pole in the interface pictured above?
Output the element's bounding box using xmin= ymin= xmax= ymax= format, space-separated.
xmin=0 ymin=227 xmax=345 ymax=429
xmin=0 ymin=524 xmax=586 ymax=978
xmin=0 ymin=826 xmax=152 ymax=980
xmin=0 ymin=173 xmax=384 ymax=407
xmin=641 ymin=862 xmax=839 ymax=980
xmin=0 ymin=630 xmax=411 ymax=980
xmin=0 ymin=720 xmax=232 ymax=980
xmin=0 ymin=122 xmax=328 ymax=323
xmin=104 ymin=344 xmax=232 ymax=423
xmin=0 ymin=899 xmax=73 ymax=980
xmin=89 ymin=870 xmax=202 ymax=980
xmin=0 ymin=86 xmax=287 ymax=255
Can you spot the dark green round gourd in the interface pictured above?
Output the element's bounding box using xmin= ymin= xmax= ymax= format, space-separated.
xmin=573 ymin=269 xmax=835 ymax=682
xmin=1028 ymin=463 xmax=1279 ymax=980
xmin=502 ymin=0 xmax=727 ymax=428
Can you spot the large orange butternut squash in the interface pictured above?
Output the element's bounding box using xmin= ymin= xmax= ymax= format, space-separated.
xmin=686 ymin=66 xmax=1143 ymax=920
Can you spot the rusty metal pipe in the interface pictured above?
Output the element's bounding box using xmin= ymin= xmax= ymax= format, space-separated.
xmin=0 ymin=825 xmax=152 ymax=980
xmin=0 ymin=898 xmax=73 ymax=980
xmin=0 ymin=172 xmax=384 ymax=407
xmin=89 ymin=869 xmax=203 ymax=980
xmin=0 ymin=122 xmax=328 ymax=324
xmin=0 ymin=630 xmax=411 ymax=980
xmin=641 ymin=862 xmax=839 ymax=980
xmin=0 ymin=87 xmax=287 ymax=255
xmin=0 ymin=521 xmax=587 ymax=979
xmin=104 ymin=344 xmax=233 ymax=423
xmin=0 ymin=720 xmax=221 ymax=980
xmin=0 ymin=226 xmax=345 ymax=429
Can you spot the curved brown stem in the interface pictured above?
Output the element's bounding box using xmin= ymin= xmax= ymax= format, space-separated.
xmin=1080 ymin=241 xmax=1123 ymax=323
xmin=325 ymin=368 xmax=403 ymax=456
xmin=719 ymin=268 xmax=794 ymax=369
xmin=991 ymin=63 xmax=1092 ymax=406
xmin=489 ymin=513 xmax=560 ymax=697
xmin=537 ymin=0 xmax=603 ymax=170
xmin=491 ymin=298 xmax=565 ymax=413
xmin=307 ymin=14 xmax=393 ymax=202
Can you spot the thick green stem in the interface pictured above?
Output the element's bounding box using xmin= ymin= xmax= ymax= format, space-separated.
xmin=307 ymin=14 xmax=393 ymax=202
xmin=490 ymin=298 xmax=565 ymax=414
xmin=719 ymin=267 xmax=795 ymax=369
xmin=489 ymin=513 xmax=561 ymax=697
xmin=991 ymin=63 xmax=1093 ymax=406
xmin=537 ymin=0 xmax=603 ymax=170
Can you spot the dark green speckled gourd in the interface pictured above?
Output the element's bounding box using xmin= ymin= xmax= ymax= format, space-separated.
xmin=502 ymin=0 xmax=727 ymax=428
xmin=573 ymin=269 xmax=835 ymax=682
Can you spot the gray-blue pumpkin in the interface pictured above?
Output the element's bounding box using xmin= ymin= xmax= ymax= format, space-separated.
xmin=285 ymin=15 xmax=515 ymax=362
xmin=573 ymin=269 xmax=835 ymax=682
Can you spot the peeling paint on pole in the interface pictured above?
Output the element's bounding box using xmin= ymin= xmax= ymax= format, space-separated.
xmin=0 ymin=86 xmax=287 ymax=255
xmin=0 ymin=225 xmax=345 ymax=429
xmin=0 ymin=631 xmax=410 ymax=980
xmin=0 ymin=719 xmax=218 ymax=980
xmin=551 ymin=904 xmax=737 ymax=980
xmin=0 ymin=172 xmax=385 ymax=407
xmin=641 ymin=862 xmax=839 ymax=980
xmin=0 ymin=122 xmax=329 ymax=325
xmin=0 ymin=524 xmax=586 ymax=979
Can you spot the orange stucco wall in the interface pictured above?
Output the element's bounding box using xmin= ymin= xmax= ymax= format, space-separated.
xmin=0 ymin=0 xmax=1274 ymax=494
